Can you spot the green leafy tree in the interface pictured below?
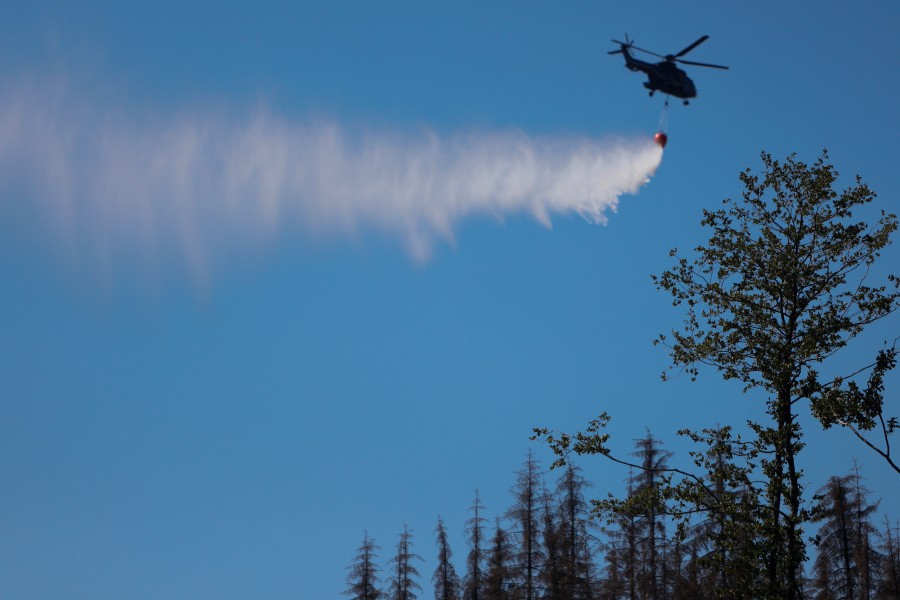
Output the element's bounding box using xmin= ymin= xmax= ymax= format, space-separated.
xmin=652 ymin=150 xmax=899 ymax=597
xmin=537 ymin=151 xmax=899 ymax=599
xmin=677 ymin=428 xmax=763 ymax=599
xmin=537 ymin=421 xmax=768 ymax=598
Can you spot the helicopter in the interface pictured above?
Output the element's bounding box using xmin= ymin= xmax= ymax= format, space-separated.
xmin=609 ymin=35 xmax=728 ymax=105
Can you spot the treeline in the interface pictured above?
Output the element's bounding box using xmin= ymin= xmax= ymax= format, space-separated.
xmin=345 ymin=150 xmax=900 ymax=599
xmin=344 ymin=440 xmax=900 ymax=600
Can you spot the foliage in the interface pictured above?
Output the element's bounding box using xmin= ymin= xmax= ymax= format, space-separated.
xmin=653 ymin=150 xmax=898 ymax=598
xmin=536 ymin=150 xmax=899 ymax=599
xmin=346 ymin=150 xmax=900 ymax=600
xmin=653 ymin=150 xmax=899 ymax=471
xmin=346 ymin=453 xmax=897 ymax=600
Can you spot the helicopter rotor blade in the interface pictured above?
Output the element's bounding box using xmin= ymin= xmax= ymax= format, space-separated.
xmin=674 ymin=35 xmax=709 ymax=58
xmin=610 ymin=39 xmax=665 ymax=58
xmin=676 ymin=58 xmax=729 ymax=70
xmin=628 ymin=45 xmax=667 ymax=59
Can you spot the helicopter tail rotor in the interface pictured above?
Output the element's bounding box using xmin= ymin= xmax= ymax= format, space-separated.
xmin=609 ymin=33 xmax=633 ymax=54
xmin=610 ymin=35 xmax=669 ymax=60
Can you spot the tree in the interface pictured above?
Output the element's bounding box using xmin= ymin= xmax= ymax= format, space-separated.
xmin=483 ymin=519 xmax=513 ymax=600
xmin=651 ymin=150 xmax=899 ymax=598
xmin=630 ymin=432 xmax=672 ymax=600
xmin=877 ymin=518 xmax=900 ymax=600
xmin=346 ymin=532 xmax=383 ymax=600
xmin=506 ymin=452 xmax=546 ymax=600
xmin=590 ymin=432 xmax=675 ymax=600
xmin=539 ymin=492 xmax=565 ymax=600
xmin=463 ymin=491 xmax=488 ymax=600
xmin=849 ymin=466 xmax=883 ymax=599
xmin=600 ymin=541 xmax=628 ymax=600
xmin=677 ymin=428 xmax=763 ymax=600
xmin=810 ymin=466 xmax=883 ymax=600
xmin=655 ymin=150 xmax=899 ymax=467
xmin=536 ymin=421 xmax=770 ymax=598
xmin=671 ymin=536 xmax=701 ymax=600
xmin=536 ymin=151 xmax=899 ymax=599
xmin=554 ymin=464 xmax=599 ymax=600
xmin=389 ymin=524 xmax=423 ymax=600
xmin=434 ymin=517 xmax=462 ymax=600
xmin=602 ymin=472 xmax=641 ymax=600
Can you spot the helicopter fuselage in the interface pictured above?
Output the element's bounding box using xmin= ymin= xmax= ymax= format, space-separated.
xmin=619 ymin=47 xmax=697 ymax=100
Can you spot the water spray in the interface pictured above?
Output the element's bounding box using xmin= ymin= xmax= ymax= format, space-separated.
xmin=0 ymin=75 xmax=665 ymax=272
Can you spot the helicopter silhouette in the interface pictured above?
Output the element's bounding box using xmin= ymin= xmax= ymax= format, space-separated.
xmin=609 ymin=35 xmax=728 ymax=105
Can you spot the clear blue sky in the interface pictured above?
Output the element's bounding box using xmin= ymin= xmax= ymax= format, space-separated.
xmin=1 ymin=2 xmax=898 ymax=598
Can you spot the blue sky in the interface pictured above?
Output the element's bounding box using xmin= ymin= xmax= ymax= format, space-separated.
xmin=1 ymin=2 xmax=899 ymax=598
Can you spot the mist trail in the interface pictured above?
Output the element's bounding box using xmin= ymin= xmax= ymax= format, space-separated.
xmin=0 ymin=76 xmax=663 ymax=274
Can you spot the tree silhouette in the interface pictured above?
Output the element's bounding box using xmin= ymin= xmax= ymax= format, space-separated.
xmin=506 ymin=452 xmax=546 ymax=600
xmin=602 ymin=473 xmax=640 ymax=600
xmin=345 ymin=453 xmax=897 ymax=600
xmin=554 ymin=464 xmax=598 ymax=600
xmin=539 ymin=492 xmax=564 ymax=600
xmin=483 ymin=518 xmax=513 ymax=600
xmin=810 ymin=468 xmax=882 ymax=599
xmin=346 ymin=532 xmax=382 ymax=600
xmin=463 ymin=491 xmax=488 ymax=600
xmin=877 ymin=518 xmax=900 ymax=600
xmin=630 ymin=433 xmax=672 ymax=599
xmin=433 ymin=517 xmax=461 ymax=600
xmin=389 ymin=524 xmax=423 ymax=600
xmin=591 ymin=432 xmax=673 ymax=599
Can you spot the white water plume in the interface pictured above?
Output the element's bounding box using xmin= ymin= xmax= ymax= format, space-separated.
xmin=0 ymin=76 xmax=663 ymax=273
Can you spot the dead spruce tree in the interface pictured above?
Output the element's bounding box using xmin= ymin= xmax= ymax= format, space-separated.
xmin=346 ymin=532 xmax=383 ymax=600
